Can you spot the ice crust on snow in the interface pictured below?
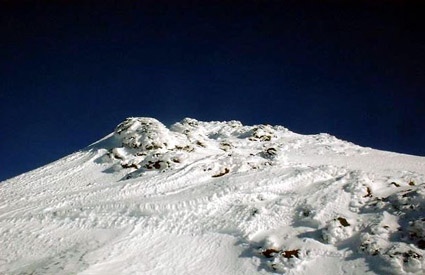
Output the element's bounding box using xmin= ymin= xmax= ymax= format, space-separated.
xmin=1 ymin=117 xmax=425 ymax=274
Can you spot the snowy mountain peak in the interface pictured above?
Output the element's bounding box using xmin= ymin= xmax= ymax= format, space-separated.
xmin=1 ymin=117 xmax=425 ymax=274
xmin=100 ymin=117 xmax=297 ymax=179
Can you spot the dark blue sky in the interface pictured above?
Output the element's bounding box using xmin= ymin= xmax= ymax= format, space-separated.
xmin=1 ymin=1 xmax=424 ymax=181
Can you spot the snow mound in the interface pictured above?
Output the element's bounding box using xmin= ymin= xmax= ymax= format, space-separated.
xmin=115 ymin=117 xmax=179 ymax=150
xmin=1 ymin=117 xmax=424 ymax=274
xmin=99 ymin=117 xmax=293 ymax=180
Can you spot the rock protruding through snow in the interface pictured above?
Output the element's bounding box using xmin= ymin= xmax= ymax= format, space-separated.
xmin=101 ymin=117 xmax=294 ymax=179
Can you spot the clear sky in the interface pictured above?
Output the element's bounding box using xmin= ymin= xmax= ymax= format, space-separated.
xmin=1 ymin=1 xmax=424 ymax=181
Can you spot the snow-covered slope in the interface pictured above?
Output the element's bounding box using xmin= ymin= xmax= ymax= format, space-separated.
xmin=1 ymin=117 xmax=425 ymax=274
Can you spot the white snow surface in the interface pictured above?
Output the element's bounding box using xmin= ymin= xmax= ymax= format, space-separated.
xmin=1 ymin=117 xmax=425 ymax=274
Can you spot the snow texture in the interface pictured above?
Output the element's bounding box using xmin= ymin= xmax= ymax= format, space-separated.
xmin=1 ymin=117 xmax=425 ymax=274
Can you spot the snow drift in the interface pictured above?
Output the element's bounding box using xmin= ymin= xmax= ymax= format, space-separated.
xmin=1 ymin=117 xmax=425 ymax=274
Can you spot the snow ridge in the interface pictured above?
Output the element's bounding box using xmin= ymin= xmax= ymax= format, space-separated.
xmin=101 ymin=117 xmax=291 ymax=180
xmin=1 ymin=117 xmax=425 ymax=274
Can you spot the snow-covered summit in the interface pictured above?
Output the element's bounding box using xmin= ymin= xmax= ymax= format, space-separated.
xmin=99 ymin=117 xmax=365 ymax=180
xmin=1 ymin=117 xmax=425 ymax=274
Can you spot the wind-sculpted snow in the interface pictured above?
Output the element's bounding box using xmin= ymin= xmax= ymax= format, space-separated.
xmin=104 ymin=117 xmax=289 ymax=180
xmin=1 ymin=117 xmax=425 ymax=274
